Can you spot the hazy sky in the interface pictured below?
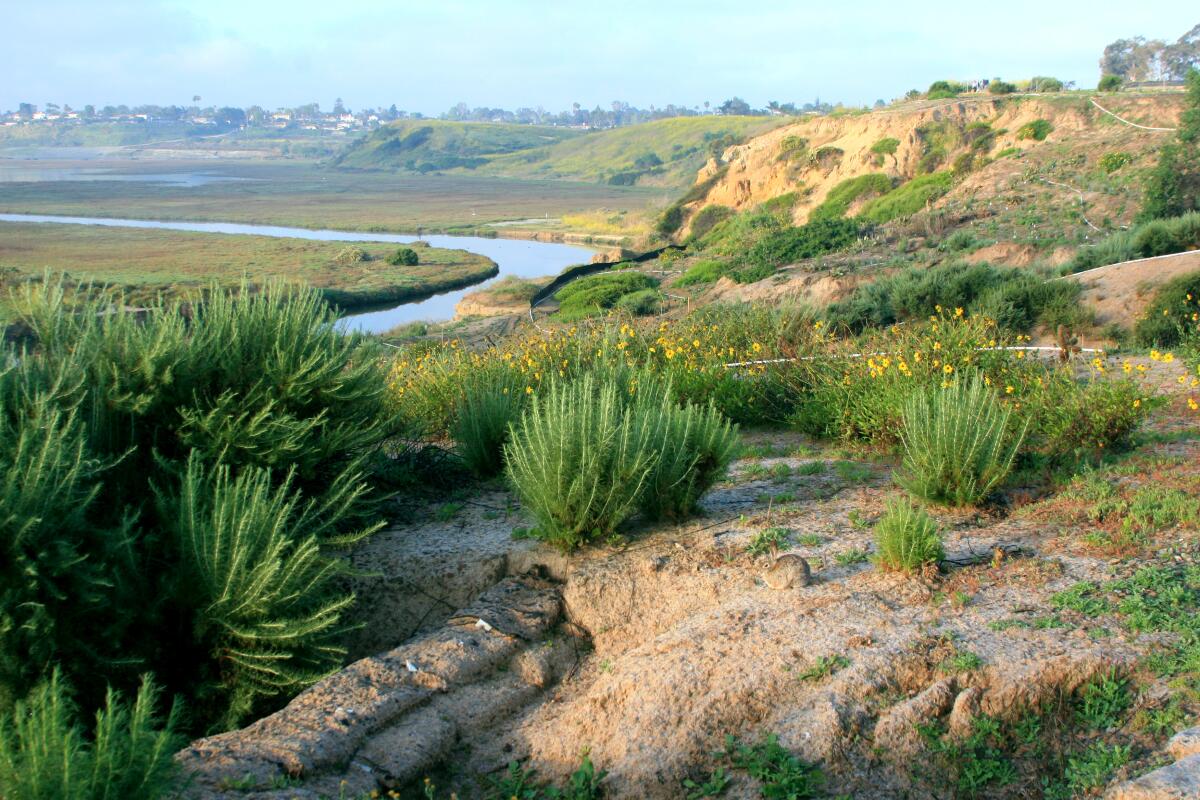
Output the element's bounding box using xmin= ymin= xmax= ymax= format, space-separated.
xmin=5 ymin=1 xmax=1195 ymax=113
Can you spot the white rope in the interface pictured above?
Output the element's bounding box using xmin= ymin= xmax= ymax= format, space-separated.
xmin=1089 ymin=98 xmax=1177 ymax=132
xmin=1032 ymin=177 xmax=1102 ymax=232
xmin=1057 ymin=247 xmax=1200 ymax=280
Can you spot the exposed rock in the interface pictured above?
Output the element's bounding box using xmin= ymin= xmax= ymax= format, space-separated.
xmin=874 ymin=678 xmax=956 ymax=757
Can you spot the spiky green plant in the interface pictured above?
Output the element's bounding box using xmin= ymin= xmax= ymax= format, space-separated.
xmin=897 ymin=374 xmax=1026 ymax=506
xmin=504 ymin=375 xmax=659 ymax=550
xmin=0 ymin=670 xmax=183 ymax=800
xmin=873 ymin=497 xmax=944 ymax=573
xmin=451 ymin=367 xmax=527 ymax=477
xmin=3 ymin=278 xmax=393 ymax=731
xmin=0 ymin=352 xmax=133 ymax=712
xmin=637 ymin=386 xmax=739 ymax=521
xmin=156 ymin=454 xmax=372 ymax=730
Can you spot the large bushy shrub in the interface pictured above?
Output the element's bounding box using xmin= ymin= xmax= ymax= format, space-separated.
xmin=1 ymin=280 xmax=394 ymax=732
xmin=897 ymin=374 xmax=1026 ymax=506
xmin=742 ymin=218 xmax=865 ymax=272
xmin=688 ymin=205 xmax=735 ymax=240
xmin=387 ymin=247 xmax=419 ymax=266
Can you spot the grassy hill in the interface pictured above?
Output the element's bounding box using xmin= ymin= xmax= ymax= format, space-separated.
xmin=330 ymin=119 xmax=584 ymax=172
xmin=331 ymin=116 xmax=786 ymax=188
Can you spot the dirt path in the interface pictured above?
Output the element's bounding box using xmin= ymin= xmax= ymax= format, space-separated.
xmin=1067 ymin=250 xmax=1200 ymax=329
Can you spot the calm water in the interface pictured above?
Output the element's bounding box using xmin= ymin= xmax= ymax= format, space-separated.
xmin=0 ymin=213 xmax=594 ymax=332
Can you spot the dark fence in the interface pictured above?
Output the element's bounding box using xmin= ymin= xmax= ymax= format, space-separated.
xmin=529 ymin=244 xmax=686 ymax=308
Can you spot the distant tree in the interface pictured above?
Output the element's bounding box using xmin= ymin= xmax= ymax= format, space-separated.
xmin=719 ymin=97 xmax=752 ymax=115
xmin=1141 ymin=68 xmax=1200 ymax=220
xmin=633 ymin=152 xmax=663 ymax=169
xmin=1028 ymin=76 xmax=1064 ymax=92
xmin=82 ymin=104 xmax=95 ymax=118
xmin=988 ymin=79 xmax=1017 ymax=95
xmin=1098 ymin=74 xmax=1124 ymax=92
xmin=333 ymin=97 xmax=346 ymax=115
xmin=1164 ymin=24 xmax=1200 ymax=78
xmin=215 ymin=107 xmax=246 ymax=127
xmin=245 ymin=105 xmax=267 ymax=125
xmin=17 ymin=103 xmax=34 ymax=119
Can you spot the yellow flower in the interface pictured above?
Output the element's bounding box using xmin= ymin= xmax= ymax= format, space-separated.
xmin=933 ymin=342 xmax=941 ymax=351
xmin=1005 ymin=385 xmax=1014 ymax=394
xmin=1163 ymin=352 xmax=1175 ymax=363
xmin=954 ymin=307 xmax=964 ymax=318
xmin=1133 ymin=399 xmax=1141 ymax=409
xmin=1189 ymin=398 xmax=1198 ymax=411
xmin=943 ymin=364 xmax=954 ymax=375
xmin=752 ymin=342 xmax=762 ymax=353
xmin=525 ymin=386 xmax=533 ymax=394
xmin=1122 ymin=361 xmax=1132 ymax=374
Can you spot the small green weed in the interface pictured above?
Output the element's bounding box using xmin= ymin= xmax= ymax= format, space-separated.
xmin=747 ymin=527 xmax=791 ymax=557
xmin=835 ymin=548 xmax=870 ymax=566
xmin=722 ymin=734 xmax=824 ymax=799
xmin=797 ymin=655 xmax=850 ymax=682
xmin=682 ymin=767 xmax=730 ymax=799
xmin=1075 ymin=670 xmax=1130 ymax=730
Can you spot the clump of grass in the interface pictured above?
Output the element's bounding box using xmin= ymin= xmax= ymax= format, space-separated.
xmin=1016 ymin=119 xmax=1053 ymax=141
xmin=639 ymin=392 xmax=739 ymax=521
xmin=797 ymin=655 xmax=850 ymax=681
xmin=873 ymin=498 xmax=944 ymax=574
xmin=721 ymin=734 xmax=824 ymax=798
xmin=897 ymin=375 xmax=1026 ymax=506
xmin=504 ymin=373 xmax=738 ymax=549
xmin=451 ymin=368 xmax=527 ymax=477
xmin=504 ymin=376 xmax=658 ymax=550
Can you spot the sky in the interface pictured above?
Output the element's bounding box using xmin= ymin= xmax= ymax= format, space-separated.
xmin=4 ymin=1 xmax=1196 ymax=114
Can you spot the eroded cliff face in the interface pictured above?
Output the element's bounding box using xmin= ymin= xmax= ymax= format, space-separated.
xmin=682 ymin=93 xmax=1185 ymax=234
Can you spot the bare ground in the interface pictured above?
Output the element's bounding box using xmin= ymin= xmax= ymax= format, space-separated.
xmin=177 ymin=389 xmax=1200 ymax=800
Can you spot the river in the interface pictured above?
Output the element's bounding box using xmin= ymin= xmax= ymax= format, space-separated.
xmin=0 ymin=213 xmax=595 ymax=333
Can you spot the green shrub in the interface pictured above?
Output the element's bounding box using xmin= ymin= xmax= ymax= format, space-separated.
xmin=504 ymin=373 xmax=739 ymax=548
xmin=451 ymin=368 xmax=527 ymax=476
xmin=1029 ymin=76 xmax=1064 ymax=92
xmin=638 ymin=394 xmax=739 ymax=521
xmin=657 ymin=204 xmax=685 ymax=237
xmin=927 ymin=80 xmax=967 ymax=100
xmin=1099 ymin=151 xmax=1132 ymax=173
xmin=555 ymin=272 xmax=658 ymax=320
xmin=810 ymin=174 xmax=893 ymax=221
xmin=504 ymin=376 xmax=658 ymax=549
xmin=1026 ymin=373 xmax=1152 ymax=459
xmin=897 ymin=375 xmax=1026 ymax=506
xmin=824 ymin=260 xmax=1079 ymax=333
xmin=742 ymin=218 xmax=865 ymax=272
xmin=676 ymin=259 xmax=730 ymax=287
xmin=688 ymin=205 xmax=734 ymax=240
xmin=386 ymin=247 xmax=419 ymax=266
xmin=873 ymin=498 xmax=944 ymax=573
xmin=156 ymin=454 xmax=370 ymax=730
xmin=4 ymin=280 xmax=393 ymax=730
xmin=1098 ymin=74 xmax=1124 ymax=92
xmin=988 ymin=80 xmax=1017 ymax=95
xmin=1134 ymin=270 xmax=1200 ymax=347
xmin=859 ymin=172 xmax=954 ymax=223
xmin=870 ymin=137 xmax=900 ymax=156
xmin=0 ymin=670 xmax=184 ymax=800
xmin=777 ymin=135 xmax=809 ymax=161
xmin=615 ymin=288 xmax=665 ymax=316
xmin=1016 ymin=119 xmax=1053 ymax=141
xmin=1066 ymin=212 xmax=1200 ymax=273
xmin=1141 ymin=70 xmax=1200 ymax=220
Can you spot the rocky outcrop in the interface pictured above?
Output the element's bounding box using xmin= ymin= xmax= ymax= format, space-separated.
xmin=1106 ymin=727 xmax=1200 ymax=799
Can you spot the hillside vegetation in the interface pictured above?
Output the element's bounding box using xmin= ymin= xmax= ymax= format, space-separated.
xmin=332 ymin=115 xmax=785 ymax=188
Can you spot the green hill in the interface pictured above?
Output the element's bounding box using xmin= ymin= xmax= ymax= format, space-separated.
xmin=330 ymin=119 xmax=584 ymax=172
xmin=331 ymin=116 xmax=785 ymax=188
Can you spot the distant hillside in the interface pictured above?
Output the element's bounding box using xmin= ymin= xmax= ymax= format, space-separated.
xmin=675 ymin=92 xmax=1187 ymax=240
xmin=330 ymin=119 xmax=583 ymax=173
xmin=331 ymin=116 xmax=785 ymax=188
